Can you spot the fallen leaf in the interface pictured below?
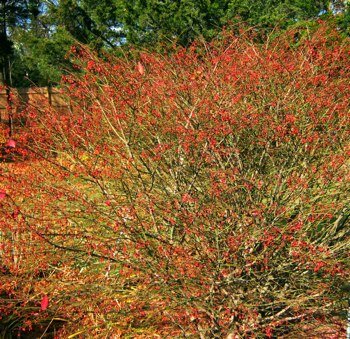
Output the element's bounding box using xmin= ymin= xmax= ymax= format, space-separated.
xmin=6 ymin=139 xmax=16 ymax=148
xmin=41 ymin=295 xmax=49 ymax=311
xmin=137 ymin=62 xmax=145 ymax=75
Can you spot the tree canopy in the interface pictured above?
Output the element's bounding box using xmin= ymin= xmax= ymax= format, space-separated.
xmin=0 ymin=0 xmax=35 ymax=85
xmin=118 ymin=0 xmax=332 ymax=46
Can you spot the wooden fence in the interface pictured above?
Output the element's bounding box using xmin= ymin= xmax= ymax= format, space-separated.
xmin=0 ymin=87 xmax=69 ymax=122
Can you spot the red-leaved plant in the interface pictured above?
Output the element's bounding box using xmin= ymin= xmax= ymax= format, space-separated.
xmin=1 ymin=22 xmax=349 ymax=337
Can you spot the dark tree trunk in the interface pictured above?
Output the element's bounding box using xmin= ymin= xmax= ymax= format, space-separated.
xmin=0 ymin=0 xmax=13 ymax=137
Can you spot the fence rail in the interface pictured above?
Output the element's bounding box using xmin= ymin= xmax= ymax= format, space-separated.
xmin=0 ymin=87 xmax=69 ymax=122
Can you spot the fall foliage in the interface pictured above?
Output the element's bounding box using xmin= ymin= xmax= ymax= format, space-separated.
xmin=1 ymin=22 xmax=349 ymax=337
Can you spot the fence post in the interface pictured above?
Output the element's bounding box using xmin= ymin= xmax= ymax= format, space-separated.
xmin=0 ymin=89 xmax=2 ymax=123
xmin=47 ymin=85 xmax=52 ymax=106
xmin=6 ymin=86 xmax=13 ymax=137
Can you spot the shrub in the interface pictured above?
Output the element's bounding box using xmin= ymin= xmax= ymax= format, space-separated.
xmin=2 ymin=22 xmax=350 ymax=337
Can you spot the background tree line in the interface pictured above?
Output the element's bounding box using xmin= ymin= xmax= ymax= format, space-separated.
xmin=1 ymin=0 xmax=349 ymax=87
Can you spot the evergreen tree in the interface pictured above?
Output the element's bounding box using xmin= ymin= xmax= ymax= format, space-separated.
xmin=118 ymin=0 xmax=231 ymax=46
xmin=0 ymin=0 xmax=31 ymax=85
xmin=48 ymin=0 xmax=123 ymax=48
xmin=11 ymin=27 xmax=73 ymax=87
xmin=116 ymin=0 xmax=349 ymax=46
